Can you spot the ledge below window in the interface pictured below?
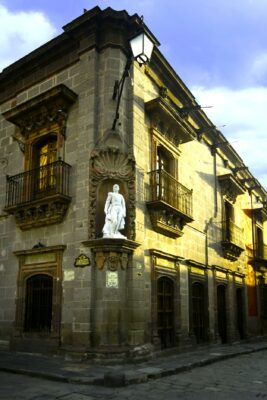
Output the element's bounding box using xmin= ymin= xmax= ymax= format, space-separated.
xmin=221 ymin=241 xmax=244 ymax=261
xmin=4 ymin=193 xmax=71 ymax=230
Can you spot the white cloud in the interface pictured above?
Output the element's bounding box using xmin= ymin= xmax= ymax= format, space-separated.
xmin=192 ymin=85 xmax=267 ymax=190
xmin=0 ymin=5 xmax=57 ymax=71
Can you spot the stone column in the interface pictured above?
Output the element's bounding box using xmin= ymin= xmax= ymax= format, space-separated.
xmin=207 ymin=268 xmax=216 ymax=342
xmin=83 ymin=238 xmax=139 ymax=356
xmin=178 ymin=261 xmax=191 ymax=345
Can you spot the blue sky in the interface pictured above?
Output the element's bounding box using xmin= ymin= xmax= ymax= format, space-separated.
xmin=1 ymin=0 xmax=267 ymax=190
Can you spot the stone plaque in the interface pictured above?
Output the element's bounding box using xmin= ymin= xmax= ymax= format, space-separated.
xmin=25 ymin=253 xmax=56 ymax=265
xmin=106 ymin=271 xmax=119 ymax=288
xmin=74 ymin=253 xmax=90 ymax=268
xmin=64 ymin=270 xmax=75 ymax=281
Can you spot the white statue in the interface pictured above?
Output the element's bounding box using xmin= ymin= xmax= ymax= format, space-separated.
xmin=103 ymin=184 xmax=127 ymax=239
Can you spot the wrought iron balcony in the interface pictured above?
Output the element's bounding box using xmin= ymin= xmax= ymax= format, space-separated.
xmin=221 ymin=219 xmax=244 ymax=261
xmin=4 ymin=160 xmax=71 ymax=229
xmin=146 ymin=169 xmax=193 ymax=238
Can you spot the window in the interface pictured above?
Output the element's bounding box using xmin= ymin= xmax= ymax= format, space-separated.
xmin=224 ymin=201 xmax=234 ymax=241
xmin=3 ymin=85 xmax=76 ymax=228
xmin=256 ymin=227 xmax=264 ymax=258
xmin=33 ymin=135 xmax=57 ymax=193
xmin=156 ymin=146 xmax=174 ymax=203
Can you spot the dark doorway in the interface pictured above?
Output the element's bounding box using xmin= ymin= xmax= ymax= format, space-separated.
xmin=236 ymin=288 xmax=245 ymax=339
xmin=217 ymin=284 xmax=227 ymax=343
xmin=192 ymin=282 xmax=206 ymax=343
xmin=24 ymin=274 xmax=53 ymax=332
xmin=157 ymin=277 xmax=174 ymax=348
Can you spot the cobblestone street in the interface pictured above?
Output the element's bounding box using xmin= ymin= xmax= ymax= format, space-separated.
xmin=1 ymin=349 xmax=267 ymax=400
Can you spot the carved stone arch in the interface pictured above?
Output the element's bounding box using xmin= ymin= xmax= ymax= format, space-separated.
xmin=89 ymin=148 xmax=136 ymax=240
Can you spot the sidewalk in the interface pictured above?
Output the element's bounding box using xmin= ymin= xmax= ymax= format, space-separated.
xmin=0 ymin=340 xmax=267 ymax=387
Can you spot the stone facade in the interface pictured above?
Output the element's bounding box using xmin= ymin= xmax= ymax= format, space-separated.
xmin=0 ymin=6 xmax=267 ymax=359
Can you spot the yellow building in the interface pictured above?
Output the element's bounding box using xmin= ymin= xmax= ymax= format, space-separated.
xmin=0 ymin=6 xmax=266 ymax=359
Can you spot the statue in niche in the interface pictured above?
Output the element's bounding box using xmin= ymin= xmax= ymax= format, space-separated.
xmin=103 ymin=184 xmax=127 ymax=239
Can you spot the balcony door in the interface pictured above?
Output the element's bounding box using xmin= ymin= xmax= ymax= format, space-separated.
xmin=224 ymin=201 xmax=234 ymax=241
xmin=34 ymin=136 xmax=57 ymax=196
xmin=156 ymin=147 xmax=172 ymax=203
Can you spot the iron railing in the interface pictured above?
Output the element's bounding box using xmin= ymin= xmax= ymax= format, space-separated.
xmin=222 ymin=219 xmax=244 ymax=248
xmin=5 ymin=160 xmax=71 ymax=208
xmin=147 ymin=169 xmax=193 ymax=217
xmin=255 ymin=243 xmax=267 ymax=260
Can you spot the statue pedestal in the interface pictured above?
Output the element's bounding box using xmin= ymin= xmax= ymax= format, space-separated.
xmin=83 ymin=238 xmax=140 ymax=357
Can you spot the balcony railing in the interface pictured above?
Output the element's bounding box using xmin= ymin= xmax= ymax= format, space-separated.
xmin=222 ymin=219 xmax=244 ymax=248
xmin=147 ymin=169 xmax=193 ymax=218
xmin=5 ymin=160 xmax=71 ymax=209
xmin=255 ymin=243 xmax=267 ymax=260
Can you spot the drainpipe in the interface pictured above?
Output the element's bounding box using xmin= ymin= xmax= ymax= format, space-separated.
xmin=249 ymin=189 xmax=256 ymax=268
xmin=249 ymin=189 xmax=261 ymax=329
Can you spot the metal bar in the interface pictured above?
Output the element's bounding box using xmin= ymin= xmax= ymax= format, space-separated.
xmin=5 ymin=160 xmax=71 ymax=208
xmin=148 ymin=169 xmax=193 ymax=217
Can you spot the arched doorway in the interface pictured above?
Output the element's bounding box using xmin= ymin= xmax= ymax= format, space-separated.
xmin=236 ymin=288 xmax=245 ymax=339
xmin=217 ymin=284 xmax=227 ymax=343
xmin=192 ymin=282 xmax=206 ymax=343
xmin=24 ymin=274 xmax=53 ymax=333
xmin=157 ymin=277 xmax=174 ymax=348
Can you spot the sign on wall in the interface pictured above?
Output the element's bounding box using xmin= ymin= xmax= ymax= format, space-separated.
xmin=74 ymin=253 xmax=91 ymax=268
xmin=106 ymin=271 xmax=119 ymax=288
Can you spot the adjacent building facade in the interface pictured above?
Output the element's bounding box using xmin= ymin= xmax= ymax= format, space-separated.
xmin=0 ymin=6 xmax=267 ymax=359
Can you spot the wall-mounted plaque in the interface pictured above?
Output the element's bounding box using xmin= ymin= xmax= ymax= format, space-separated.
xmin=106 ymin=271 xmax=119 ymax=288
xmin=74 ymin=253 xmax=91 ymax=268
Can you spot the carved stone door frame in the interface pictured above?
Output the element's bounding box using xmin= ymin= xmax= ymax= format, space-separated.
xmin=12 ymin=245 xmax=65 ymax=351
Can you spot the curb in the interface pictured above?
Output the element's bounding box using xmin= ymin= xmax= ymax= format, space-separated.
xmin=0 ymin=345 xmax=267 ymax=387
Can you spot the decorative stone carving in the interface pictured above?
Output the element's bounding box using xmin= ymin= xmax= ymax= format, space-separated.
xmin=218 ymin=174 xmax=245 ymax=204
xmin=89 ymin=148 xmax=136 ymax=240
xmin=83 ymin=238 xmax=140 ymax=271
xmin=221 ymin=242 xmax=244 ymax=262
xmin=149 ymin=209 xmax=185 ymax=238
xmin=12 ymin=196 xmax=70 ymax=230
xmin=145 ymin=97 xmax=196 ymax=146
xmin=3 ymin=85 xmax=77 ymax=138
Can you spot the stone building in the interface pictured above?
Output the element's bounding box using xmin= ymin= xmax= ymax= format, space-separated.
xmin=0 ymin=6 xmax=267 ymax=359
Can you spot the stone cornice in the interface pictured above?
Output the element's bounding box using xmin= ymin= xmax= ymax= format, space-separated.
xmin=145 ymin=96 xmax=196 ymax=145
xmin=14 ymin=245 xmax=66 ymax=256
xmin=0 ymin=7 xmax=159 ymax=103
xmin=218 ymin=173 xmax=245 ymax=203
xmin=3 ymin=84 xmax=77 ymax=135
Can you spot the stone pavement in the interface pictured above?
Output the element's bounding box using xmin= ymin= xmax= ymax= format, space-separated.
xmin=0 ymin=339 xmax=267 ymax=387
